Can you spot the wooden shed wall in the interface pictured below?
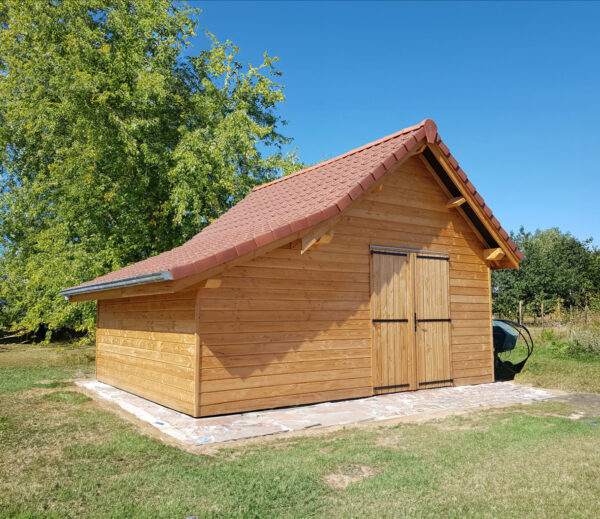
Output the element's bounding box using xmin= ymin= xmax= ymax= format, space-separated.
xmin=195 ymin=155 xmax=493 ymax=417
xmin=96 ymin=291 xmax=197 ymax=415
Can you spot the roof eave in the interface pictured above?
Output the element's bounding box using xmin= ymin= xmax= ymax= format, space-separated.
xmin=60 ymin=270 xmax=173 ymax=300
xmin=423 ymin=141 xmax=523 ymax=269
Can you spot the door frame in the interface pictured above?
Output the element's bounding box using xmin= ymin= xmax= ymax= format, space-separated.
xmin=369 ymin=245 xmax=453 ymax=394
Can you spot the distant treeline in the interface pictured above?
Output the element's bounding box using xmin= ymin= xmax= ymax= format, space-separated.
xmin=492 ymin=228 xmax=600 ymax=319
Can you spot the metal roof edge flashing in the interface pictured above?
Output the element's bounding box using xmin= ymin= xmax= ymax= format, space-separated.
xmin=60 ymin=270 xmax=173 ymax=299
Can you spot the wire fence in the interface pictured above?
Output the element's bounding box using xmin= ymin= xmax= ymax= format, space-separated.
xmin=494 ymin=300 xmax=600 ymax=328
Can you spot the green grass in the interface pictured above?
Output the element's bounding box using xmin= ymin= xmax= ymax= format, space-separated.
xmin=42 ymin=390 xmax=91 ymax=404
xmin=0 ymin=342 xmax=94 ymax=394
xmin=511 ymin=326 xmax=600 ymax=393
xmin=1 ymin=340 xmax=600 ymax=518
xmin=34 ymin=381 xmax=74 ymax=389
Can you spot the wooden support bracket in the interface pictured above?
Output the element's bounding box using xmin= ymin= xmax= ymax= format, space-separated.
xmin=317 ymin=232 xmax=334 ymax=246
xmin=484 ymin=248 xmax=505 ymax=262
xmin=203 ymin=279 xmax=222 ymax=289
xmin=445 ymin=196 xmax=466 ymax=209
xmin=300 ymin=215 xmax=340 ymax=255
xmin=301 ymin=231 xmax=334 ymax=254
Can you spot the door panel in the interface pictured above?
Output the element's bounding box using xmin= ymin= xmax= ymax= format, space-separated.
xmin=371 ymin=252 xmax=412 ymax=319
xmin=371 ymin=251 xmax=414 ymax=394
xmin=372 ymin=322 xmax=414 ymax=394
xmin=415 ymin=255 xmax=452 ymax=388
xmin=415 ymin=255 xmax=449 ymax=319
xmin=416 ymin=322 xmax=451 ymax=388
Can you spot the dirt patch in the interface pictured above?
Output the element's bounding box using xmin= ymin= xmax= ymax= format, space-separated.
xmin=374 ymin=435 xmax=408 ymax=450
xmin=434 ymin=422 xmax=489 ymax=431
xmin=552 ymin=393 xmax=600 ymax=410
xmin=324 ymin=464 xmax=379 ymax=489
xmin=547 ymin=393 xmax=600 ymax=421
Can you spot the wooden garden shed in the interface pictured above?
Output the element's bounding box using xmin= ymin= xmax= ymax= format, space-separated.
xmin=62 ymin=119 xmax=524 ymax=417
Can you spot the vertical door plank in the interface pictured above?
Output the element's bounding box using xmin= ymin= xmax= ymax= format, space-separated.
xmin=370 ymin=251 xmax=414 ymax=394
xmin=415 ymin=255 xmax=452 ymax=388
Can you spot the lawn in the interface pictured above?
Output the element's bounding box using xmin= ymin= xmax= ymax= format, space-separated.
xmin=511 ymin=325 xmax=600 ymax=393
xmin=1 ymin=338 xmax=600 ymax=518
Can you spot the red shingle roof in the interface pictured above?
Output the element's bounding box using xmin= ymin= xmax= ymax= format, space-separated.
xmin=68 ymin=119 xmax=523 ymax=293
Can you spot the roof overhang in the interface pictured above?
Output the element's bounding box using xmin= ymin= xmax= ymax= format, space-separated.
xmin=60 ymin=270 xmax=173 ymax=301
xmin=419 ymin=143 xmax=522 ymax=270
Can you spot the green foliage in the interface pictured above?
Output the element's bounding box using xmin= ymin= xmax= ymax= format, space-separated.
xmin=0 ymin=1 xmax=304 ymax=337
xmin=540 ymin=329 xmax=556 ymax=343
xmin=492 ymin=227 xmax=600 ymax=317
xmin=571 ymin=326 xmax=600 ymax=355
xmin=549 ymin=326 xmax=600 ymax=358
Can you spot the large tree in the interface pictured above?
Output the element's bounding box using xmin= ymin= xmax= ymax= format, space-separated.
xmin=0 ymin=0 xmax=302 ymax=337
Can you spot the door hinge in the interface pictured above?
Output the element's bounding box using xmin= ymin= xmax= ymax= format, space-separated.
xmin=371 ymin=250 xmax=408 ymax=257
xmin=419 ymin=379 xmax=454 ymax=386
xmin=374 ymin=383 xmax=410 ymax=391
xmin=416 ymin=255 xmax=449 ymax=261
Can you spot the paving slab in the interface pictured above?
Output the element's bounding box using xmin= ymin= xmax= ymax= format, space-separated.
xmin=77 ymin=380 xmax=554 ymax=445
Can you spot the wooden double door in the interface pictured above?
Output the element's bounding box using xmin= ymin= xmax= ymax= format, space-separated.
xmin=370 ymin=248 xmax=452 ymax=394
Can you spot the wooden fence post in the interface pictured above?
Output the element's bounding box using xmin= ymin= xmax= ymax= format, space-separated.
xmin=541 ymin=301 xmax=544 ymax=329
xmin=585 ymin=305 xmax=589 ymax=324
xmin=569 ymin=304 xmax=573 ymax=324
xmin=518 ymin=300 xmax=522 ymax=325
xmin=585 ymin=293 xmax=590 ymax=324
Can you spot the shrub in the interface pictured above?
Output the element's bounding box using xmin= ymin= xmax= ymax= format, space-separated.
xmin=541 ymin=329 xmax=556 ymax=342
xmin=549 ymin=326 xmax=600 ymax=358
xmin=570 ymin=327 xmax=600 ymax=355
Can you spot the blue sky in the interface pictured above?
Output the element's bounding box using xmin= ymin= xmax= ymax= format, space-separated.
xmin=190 ymin=1 xmax=599 ymax=243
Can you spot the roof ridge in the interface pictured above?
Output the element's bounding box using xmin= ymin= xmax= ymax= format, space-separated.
xmin=252 ymin=119 xmax=429 ymax=192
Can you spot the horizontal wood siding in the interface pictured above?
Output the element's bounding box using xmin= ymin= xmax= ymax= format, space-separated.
xmin=197 ymin=246 xmax=372 ymax=416
xmin=196 ymin=155 xmax=493 ymax=417
xmin=96 ymin=291 xmax=197 ymax=415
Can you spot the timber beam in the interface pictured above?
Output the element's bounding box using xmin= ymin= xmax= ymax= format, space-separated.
xmin=445 ymin=196 xmax=466 ymax=209
xmin=301 ymin=230 xmax=335 ymax=254
xmin=203 ymin=279 xmax=222 ymax=289
xmin=484 ymin=248 xmax=505 ymax=262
